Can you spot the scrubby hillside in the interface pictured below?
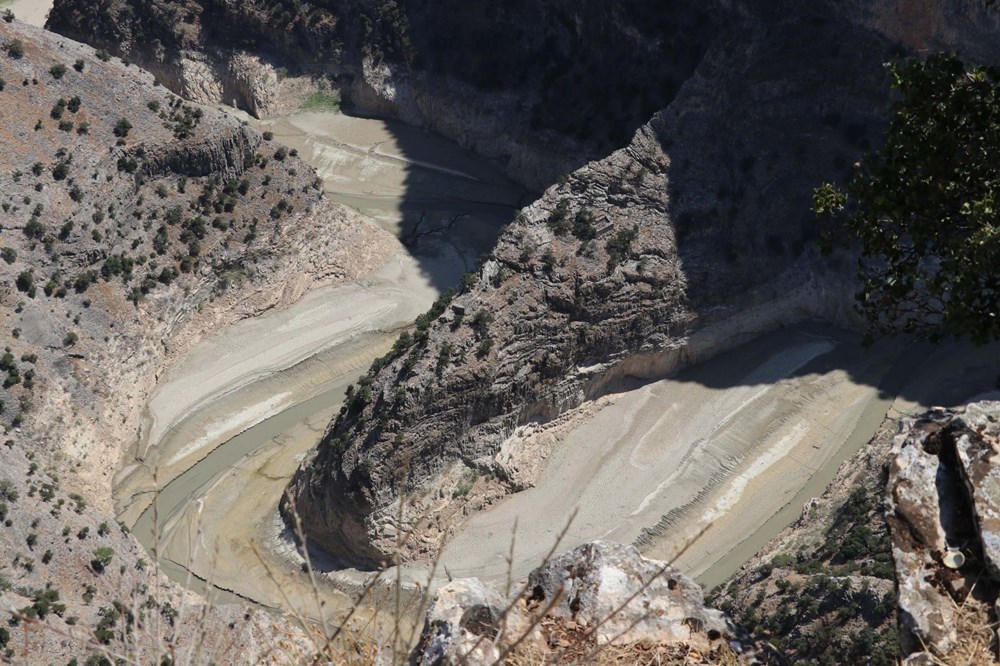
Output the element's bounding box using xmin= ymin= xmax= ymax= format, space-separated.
xmin=0 ymin=16 xmax=393 ymax=663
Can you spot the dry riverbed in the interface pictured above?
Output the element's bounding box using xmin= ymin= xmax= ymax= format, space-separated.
xmin=3 ymin=0 xmax=52 ymax=27
xmin=118 ymin=108 xmax=1000 ymax=645
xmin=119 ymin=110 xmax=525 ymax=628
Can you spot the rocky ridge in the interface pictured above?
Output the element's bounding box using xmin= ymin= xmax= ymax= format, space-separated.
xmin=284 ymin=0 xmax=1000 ymax=571
xmin=284 ymin=1 xmax=901 ymax=567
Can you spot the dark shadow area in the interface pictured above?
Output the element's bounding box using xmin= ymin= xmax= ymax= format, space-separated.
xmin=314 ymin=110 xmax=534 ymax=294
xmin=602 ymin=4 xmax=1000 ymax=408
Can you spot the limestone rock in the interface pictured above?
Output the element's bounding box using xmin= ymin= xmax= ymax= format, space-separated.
xmin=409 ymin=578 xmax=507 ymax=666
xmin=410 ymin=541 xmax=753 ymax=665
xmin=526 ymin=541 xmax=733 ymax=649
xmin=886 ymin=402 xmax=1000 ymax=660
xmin=886 ymin=412 xmax=963 ymax=656
xmin=953 ymin=401 xmax=1000 ymax=579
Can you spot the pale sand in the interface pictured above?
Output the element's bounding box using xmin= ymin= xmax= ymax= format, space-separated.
xmin=4 ymin=0 xmax=51 ymax=27
xmin=410 ymin=327 xmax=902 ymax=586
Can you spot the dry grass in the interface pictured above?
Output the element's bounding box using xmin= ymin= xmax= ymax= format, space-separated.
xmin=925 ymin=588 xmax=999 ymax=666
xmin=15 ymin=471 xmax=740 ymax=666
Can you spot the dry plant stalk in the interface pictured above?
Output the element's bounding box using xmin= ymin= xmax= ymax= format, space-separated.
xmin=19 ymin=464 xmax=729 ymax=666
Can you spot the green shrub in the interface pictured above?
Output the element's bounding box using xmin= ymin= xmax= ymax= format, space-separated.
xmin=113 ymin=117 xmax=132 ymax=138
xmin=49 ymin=64 xmax=67 ymax=79
xmin=7 ymin=40 xmax=24 ymax=59
xmin=606 ymin=225 xmax=639 ymax=266
xmin=90 ymin=547 xmax=113 ymax=572
xmin=546 ymin=199 xmax=572 ymax=235
xmin=15 ymin=270 xmax=33 ymax=292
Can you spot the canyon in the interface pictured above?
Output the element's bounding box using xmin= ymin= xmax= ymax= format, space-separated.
xmin=0 ymin=0 xmax=998 ymax=663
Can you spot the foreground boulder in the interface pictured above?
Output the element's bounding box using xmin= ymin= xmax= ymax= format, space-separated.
xmin=886 ymin=401 xmax=1000 ymax=664
xmin=410 ymin=541 xmax=761 ymax=665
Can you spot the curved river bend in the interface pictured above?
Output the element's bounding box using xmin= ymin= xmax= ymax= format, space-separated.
xmin=118 ymin=110 xmax=1000 ymax=635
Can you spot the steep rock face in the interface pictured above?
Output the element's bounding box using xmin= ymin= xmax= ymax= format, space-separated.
xmin=283 ymin=0 xmax=1000 ymax=569
xmin=47 ymin=0 xmax=729 ymax=190
xmin=285 ymin=2 xmax=903 ymax=566
xmin=410 ymin=541 xmax=761 ymax=665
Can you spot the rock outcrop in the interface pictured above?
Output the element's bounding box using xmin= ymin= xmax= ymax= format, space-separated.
xmin=410 ymin=541 xmax=760 ymax=665
xmin=885 ymin=401 xmax=1000 ymax=664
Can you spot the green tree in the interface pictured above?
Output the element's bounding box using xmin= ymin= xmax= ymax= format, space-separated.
xmin=815 ymin=54 xmax=1000 ymax=342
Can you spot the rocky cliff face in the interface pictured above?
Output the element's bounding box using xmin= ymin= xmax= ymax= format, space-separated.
xmin=45 ymin=0 xmax=1000 ymax=612
xmin=46 ymin=0 xmax=729 ymax=190
xmin=284 ymin=0 xmax=1000 ymax=570
xmin=0 ymin=17 xmax=392 ymax=663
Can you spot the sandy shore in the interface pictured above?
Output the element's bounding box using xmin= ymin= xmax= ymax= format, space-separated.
xmin=4 ymin=0 xmax=51 ymax=27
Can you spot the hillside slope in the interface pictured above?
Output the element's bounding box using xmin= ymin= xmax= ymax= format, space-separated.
xmin=0 ymin=17 xmax=393 ymax=663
